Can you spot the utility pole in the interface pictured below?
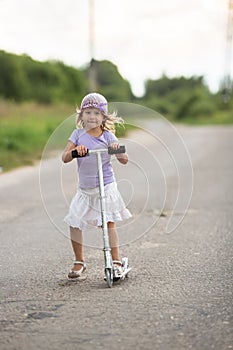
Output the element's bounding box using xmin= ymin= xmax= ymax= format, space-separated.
xmin=223 ymin=0 xmax=233 ymax=102
xmin=88 ymin=0 xmax=97 ymax=92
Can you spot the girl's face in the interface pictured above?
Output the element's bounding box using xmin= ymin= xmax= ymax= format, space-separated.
xmin=81 ymin=108 xmax=104 ymax=129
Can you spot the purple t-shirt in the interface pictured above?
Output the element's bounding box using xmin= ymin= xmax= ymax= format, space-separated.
xmin=69 ymin=129 xmax=118 ymax=189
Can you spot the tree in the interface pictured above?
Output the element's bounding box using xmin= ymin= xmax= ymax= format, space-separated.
xmin=0 ymin=51 xmax=29 ymax=101
xmin=87 ymin=59 xmax=133 ymax=101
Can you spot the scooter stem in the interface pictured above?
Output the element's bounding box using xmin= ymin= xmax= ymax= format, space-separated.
xmin=96 ymin=151 xmax=112 ymax=269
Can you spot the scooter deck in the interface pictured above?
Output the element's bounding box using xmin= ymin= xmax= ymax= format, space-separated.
xmin=113 ymin=267 xmax=132 ymax=282
xmin=104 ymin=267 xmax=132 ymax=283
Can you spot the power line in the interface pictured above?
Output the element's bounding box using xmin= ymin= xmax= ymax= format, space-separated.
xmin=89 ymin=0 xmax=95 ymax=60
xmin=223 ymin=0 xmax=233 ymax=102
xmin=88 ymin=0 xmax=97 ymax=92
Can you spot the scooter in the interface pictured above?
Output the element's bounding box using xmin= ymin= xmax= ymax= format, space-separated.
xmin=76 ymin=145 xmax=131 ymax=288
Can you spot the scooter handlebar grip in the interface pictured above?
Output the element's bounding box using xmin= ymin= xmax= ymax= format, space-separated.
xmin=72 ymin=149 xmax=89 ymax=158
xmin=108 ymin=145 xmax=126 ymax=154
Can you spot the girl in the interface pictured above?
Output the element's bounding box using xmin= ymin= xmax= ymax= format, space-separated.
xmin=62 ymin=92 xmax=131 ymax=279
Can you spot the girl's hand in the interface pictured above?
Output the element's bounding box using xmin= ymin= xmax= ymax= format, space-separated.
xmin=109 ymin=143 xmax=120 ymax=151
xmin=109 ymin=143 xmax=128 ymax=164
xmin=76 ymin=145 xmax=88 ymax=156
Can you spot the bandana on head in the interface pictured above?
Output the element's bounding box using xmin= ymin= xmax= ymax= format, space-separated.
xmin=80 ymin=93 xmax=108 ymax=113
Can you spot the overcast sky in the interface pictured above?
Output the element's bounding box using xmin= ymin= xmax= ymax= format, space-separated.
xmin=0 ymin=0 xmax=230 ymax=96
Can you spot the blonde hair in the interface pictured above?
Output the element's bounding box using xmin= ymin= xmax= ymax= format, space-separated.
xmin=75 ymin=108 xmax=124 ymax=134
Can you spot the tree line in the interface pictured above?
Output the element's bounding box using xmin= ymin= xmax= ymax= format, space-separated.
xmin=0 ymin=50 xmax=232 ymax=121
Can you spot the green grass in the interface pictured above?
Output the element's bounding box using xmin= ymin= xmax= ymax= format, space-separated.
xmin=173 ymin=110 xmax=233 ymax=125
xmin=0 ymin=101 xmax=75 ymax=171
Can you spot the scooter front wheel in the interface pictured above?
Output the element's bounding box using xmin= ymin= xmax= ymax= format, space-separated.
xmin=105 ymin=268 xmax=113 ymax=288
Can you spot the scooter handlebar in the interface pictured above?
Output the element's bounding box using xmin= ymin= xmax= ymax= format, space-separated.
xmin=72 ymin=145 xmax=126 ymax=158
xmin=108 ymin=145 xmax=126 ymax=154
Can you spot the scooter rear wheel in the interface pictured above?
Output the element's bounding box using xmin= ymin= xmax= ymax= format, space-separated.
xmin=105 ymin=268 xmax=113 ymax=288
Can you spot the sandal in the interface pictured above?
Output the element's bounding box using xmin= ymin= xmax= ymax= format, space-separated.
xmin=68 ymin=260 xmax=87 ymax=279
xmin=113 ymin=260 xmax=123 ymax=276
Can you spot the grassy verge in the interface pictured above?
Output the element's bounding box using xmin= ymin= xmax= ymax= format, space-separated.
xmin=0 ymin=101 xmax=74 ymax=171
xmin=173 ymin=110 xmax=233 ymax=125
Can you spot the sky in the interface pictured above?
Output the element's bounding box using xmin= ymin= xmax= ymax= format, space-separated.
xmin=0 ymin=0 xmax=230 ymax=96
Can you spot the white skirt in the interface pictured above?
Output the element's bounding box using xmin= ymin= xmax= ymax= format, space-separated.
xmin=64 ymin=182 xmax=132 ymax=230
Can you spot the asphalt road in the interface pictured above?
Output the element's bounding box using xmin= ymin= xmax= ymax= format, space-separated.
xmin=0 ymin=122 xmax=232 ymax=350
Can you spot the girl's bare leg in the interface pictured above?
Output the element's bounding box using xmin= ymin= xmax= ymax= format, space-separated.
xmin=70 ymin=227 xmax=84 ymax=271
xmin=107 ymin=222 xmax=121 ymax=263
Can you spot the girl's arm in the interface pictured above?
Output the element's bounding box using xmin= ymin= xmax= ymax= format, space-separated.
xmin=109 ymin=143 xmax=128 ymax=165
xmin=62 ymin=141 xmax=87 ymax=163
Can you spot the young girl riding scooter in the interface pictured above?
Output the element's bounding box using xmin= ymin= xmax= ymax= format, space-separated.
xmin=62 ymin=92 xmax=131 ymax=279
